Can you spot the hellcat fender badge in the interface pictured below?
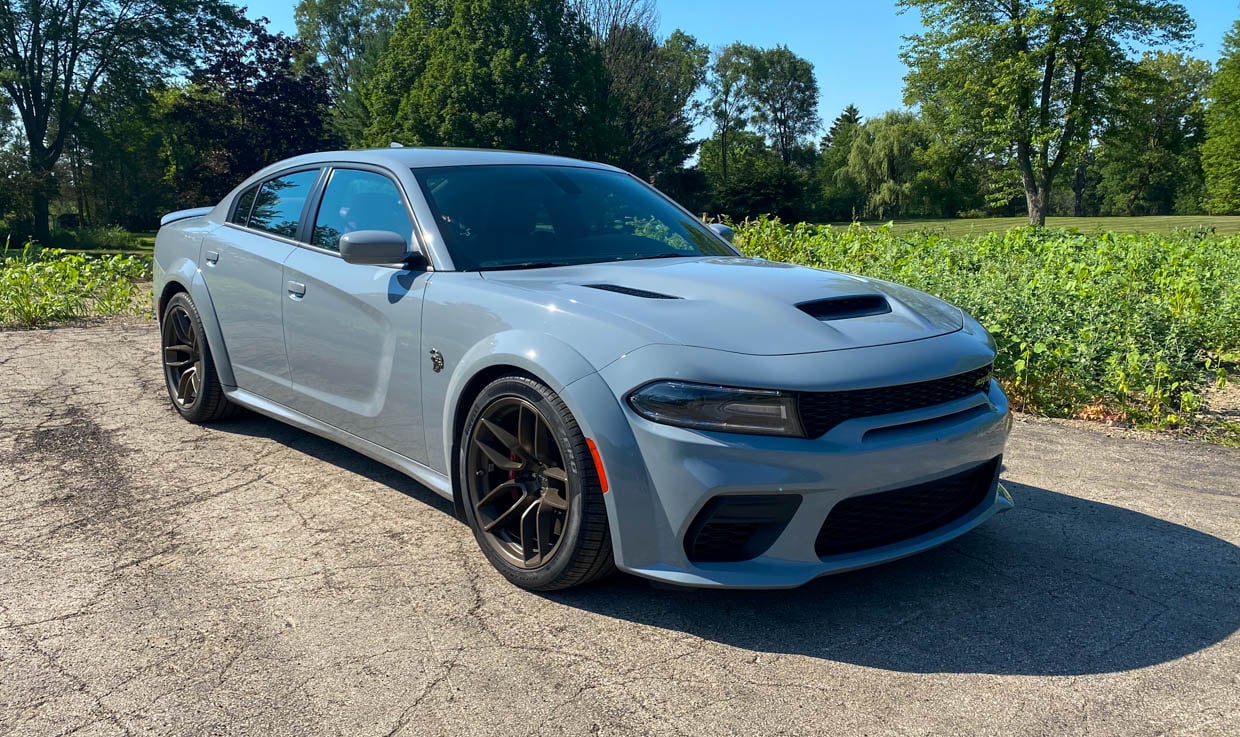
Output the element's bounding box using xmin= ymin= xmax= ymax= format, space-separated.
xmin=429 ymin=349 xmax=445 ymax=373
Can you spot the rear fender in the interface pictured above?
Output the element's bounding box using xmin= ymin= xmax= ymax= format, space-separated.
xmin=160 ymin=257 xmax=237 ymax=388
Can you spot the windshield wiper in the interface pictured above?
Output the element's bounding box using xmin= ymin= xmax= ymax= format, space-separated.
xmin=476 ymin=261 xmax=566 ymax=271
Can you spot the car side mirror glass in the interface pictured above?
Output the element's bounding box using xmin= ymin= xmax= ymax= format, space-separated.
xmin=339 ymin=230 xmax=414 ymax=266
xmin=708 ymin=223 xmax=735 ymax=244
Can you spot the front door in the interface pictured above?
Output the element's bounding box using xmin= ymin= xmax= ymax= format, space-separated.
xmin=280 ymin=167 xmax=431 ymax=462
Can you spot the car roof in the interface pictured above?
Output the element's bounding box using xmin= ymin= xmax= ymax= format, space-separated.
xmin=248 ymin=147 xmax=624 ymax=180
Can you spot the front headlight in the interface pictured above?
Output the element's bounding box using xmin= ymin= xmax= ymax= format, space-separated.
xmin=626 ymin=381 xmax=804 ymax=437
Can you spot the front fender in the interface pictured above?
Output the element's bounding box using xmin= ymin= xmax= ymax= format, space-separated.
xmin=159 ymin=257 xmax=237 ymax=389
xmin=438 ymin=330 xmax=600 ymax=474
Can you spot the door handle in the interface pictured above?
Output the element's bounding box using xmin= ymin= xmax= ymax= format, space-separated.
xmin=286 ymin=280 xmax=306 ymax=299
xmin=205 ymin=250 xmax=219 ymax=265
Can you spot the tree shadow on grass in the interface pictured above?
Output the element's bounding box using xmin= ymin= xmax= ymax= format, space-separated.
xmin=547 ymin=481 xmax=1240 ymax=676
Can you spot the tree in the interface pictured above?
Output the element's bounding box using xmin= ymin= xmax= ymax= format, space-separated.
xmin=900 ymin=0 xmax=1194 ymax=225
xmin=1203 ymin=19 xmax=1240 ymax=214
xmin=570 ymin=0 xmax=656 ymax=39
xmin=0 ymin=0 xmax=240 ymax=242
xmin=162 ymin=20 xmax=339 ymax=206
xmin=744 ymin=45 xmax=821 ymax=165
xmin=572 ymin=0 xmax=707 ymax=178
xmin=1096 ymin=52 xmax=1210 ymax=215
xmin=846 ymin=111 xmax=927 ymax=219
xmin=365 ymin=0 xmax=603 ymax=156
xmin=64 ymin=78 xmax=169 ymax=230
xmin=595 ymin=27 xmax=706 ymax=177
xmin=698 ymin=129 xmax=808 ymax=221
xmin=295 ymin=0 xmax=407 ymax=145
xmin=703 ymin=43 xmax=754 ymax=187
xmin=821 ymin=104 xmax=861 ymax=149
xmin=816 ymin=104 xmax=865 ymax=221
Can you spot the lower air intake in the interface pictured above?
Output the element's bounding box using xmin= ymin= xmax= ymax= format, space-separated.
xmin=684 ymin=495 xmax=802 ymax=563
xmin=815 ymin=457 xmax=1001 ymax=557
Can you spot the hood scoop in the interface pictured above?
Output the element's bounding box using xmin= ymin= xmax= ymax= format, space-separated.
xmin=798 ymin=295 xmax=891 ymax=321
xmin=583 ymin=284 xmax=681 ymax=300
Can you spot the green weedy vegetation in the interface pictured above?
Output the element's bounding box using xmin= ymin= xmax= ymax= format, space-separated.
xmin=0 ymin=240 xmax=151 ymax=327
xmin=735 ymin=217 xmax=1240 ymax=429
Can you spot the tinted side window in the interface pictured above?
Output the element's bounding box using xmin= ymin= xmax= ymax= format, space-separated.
xmin=248 ymin=169 xmax=320 ymax=239
xmin=230 ymin=185 xmax=258 ymax=225
xmin=312 ymin=169 xmax=413 ymax=251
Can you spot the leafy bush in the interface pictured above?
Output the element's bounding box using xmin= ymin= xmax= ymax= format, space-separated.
xmin=47 ymin=225 xmax=141 ymax=251
xmin=0 ymin=239 xmax=150 ymax=327
xmin=735 ymin=217 xmax=1240 ymax=426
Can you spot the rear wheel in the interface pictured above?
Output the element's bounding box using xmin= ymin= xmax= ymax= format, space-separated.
xmin=161 ymin=292 xmax=237 ymax=423
xmin=459 ymin=375 xmax=615 ymax=590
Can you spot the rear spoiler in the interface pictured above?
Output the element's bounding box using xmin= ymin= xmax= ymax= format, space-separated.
xmin=160 ymin=207 xmax=213 ymax=227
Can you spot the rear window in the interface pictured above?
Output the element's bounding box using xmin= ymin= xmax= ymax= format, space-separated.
xmin=230 ymin=185 xmax=258 ymax=225
xmin=247 ymin=169 xmax=321 ymax=239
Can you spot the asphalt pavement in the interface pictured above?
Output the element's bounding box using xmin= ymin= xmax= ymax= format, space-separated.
xmin=1 ymin=318 xmax=1237 ymax=736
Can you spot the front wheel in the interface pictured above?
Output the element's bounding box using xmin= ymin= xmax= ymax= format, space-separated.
xmin=459 ymin=375 xmax=615 ymax=590
xmin=160 ymin=292 xmax=237 ymax=423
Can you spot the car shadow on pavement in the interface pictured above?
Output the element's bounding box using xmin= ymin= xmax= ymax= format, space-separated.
xmin=549 ymin=481 xmax=1240 ymax=676
xmin=215 ymin=413 xmax=457 ymax=517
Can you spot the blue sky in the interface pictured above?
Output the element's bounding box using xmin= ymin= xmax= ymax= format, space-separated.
xmin=246 ymin=0 xmax=1238 ymax=130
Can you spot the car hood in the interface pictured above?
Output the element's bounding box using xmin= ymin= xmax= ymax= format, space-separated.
xmin=480 ymin=257 xmax=963 ymax=356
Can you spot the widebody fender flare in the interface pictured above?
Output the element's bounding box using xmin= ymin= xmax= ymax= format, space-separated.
xmin=159 ymin=257 xmax=237 ymax=389
xmin=440 ymin=330 xmax=601 ymax=471
xmin=439 ymin=331 xmax=662 ymax=569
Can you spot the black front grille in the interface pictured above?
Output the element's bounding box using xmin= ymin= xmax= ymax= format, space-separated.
xmin=815 ymin=457 xmax=1001 ymax=557
xmin=685 ymin=495 xmax=802 ymax=562
xmin=798 ymin=364 xmax=992 ymax=438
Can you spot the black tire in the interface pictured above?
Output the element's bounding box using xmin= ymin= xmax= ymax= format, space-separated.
xmin=160 ymin=292 xmax=238 ymax=423
xmin=459 ymin=375 xmax=615 ymax=590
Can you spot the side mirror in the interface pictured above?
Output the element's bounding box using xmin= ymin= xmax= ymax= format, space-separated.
xmin=708 ymin=223 xmax=735 ymax=244
xmin=339 ymin=230 xmax=412 ymax=265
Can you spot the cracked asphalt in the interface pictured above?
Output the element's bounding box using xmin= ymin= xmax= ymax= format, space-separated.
xmin=1 ymin=317 xmax=1238 ymax=736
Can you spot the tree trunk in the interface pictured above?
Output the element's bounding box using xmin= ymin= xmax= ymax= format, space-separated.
xmin=1026 ymin=188 xmax=1047 ymax=226
xmin=1073 ymin=159 xmax=1087 ymax=217
xmin=32 ymin=190 xmax=51 ymax=244
xmin=28 ymin=150 xmax=55 ymax=244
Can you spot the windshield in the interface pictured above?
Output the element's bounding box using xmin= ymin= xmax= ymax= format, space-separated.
xmin=411 ymin=165 xmax=735 ymax=271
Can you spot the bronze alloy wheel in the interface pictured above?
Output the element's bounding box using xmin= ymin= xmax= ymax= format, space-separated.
xmin=465 ymin=396 xmax=573 ymax=569
xmin=162 ymin=303 xmax=203 ymax=408
xmin=159 ymin=292 xmax=236 ymax=423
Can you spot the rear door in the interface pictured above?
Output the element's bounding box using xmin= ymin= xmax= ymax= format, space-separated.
xmin=280 ymin=166 xmax=432 ymax=462
xmin=199 ymin=167 xmax=322 ymax=403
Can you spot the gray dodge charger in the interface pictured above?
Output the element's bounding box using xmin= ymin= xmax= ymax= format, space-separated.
xmin=153 ymin=147 xmax=1013 ymax=591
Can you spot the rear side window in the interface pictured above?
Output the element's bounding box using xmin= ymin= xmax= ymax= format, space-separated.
xmin=230 ymin=185 xmax=258 ymax=225
xmin=247 ymin=169 xmax=320 ymax=239
xmin=311 ymin=169 xmax=413 ymax=251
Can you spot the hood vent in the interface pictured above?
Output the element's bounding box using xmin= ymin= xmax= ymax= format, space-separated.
xmin=583 ymin=284 xmax=681 ymax=300
xmin=798 ymin=295 xmax=891 ymax=321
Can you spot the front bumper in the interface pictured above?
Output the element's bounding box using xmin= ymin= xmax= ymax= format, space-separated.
xmin=569 ymin=335 xmax=1013 ymax=589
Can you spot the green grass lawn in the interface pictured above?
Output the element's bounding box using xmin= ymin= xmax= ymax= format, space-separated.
xmin=58 ymin=232 xmax=155 ymax=258
xmin=837 ymin=215 xmax=1240 ymax=237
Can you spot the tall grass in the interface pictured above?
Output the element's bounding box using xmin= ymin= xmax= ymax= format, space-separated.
xmin=0 ymin=238 xmax=150 ymax=327
xmin=736 ymin=217 xmax=1240 ymax=426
